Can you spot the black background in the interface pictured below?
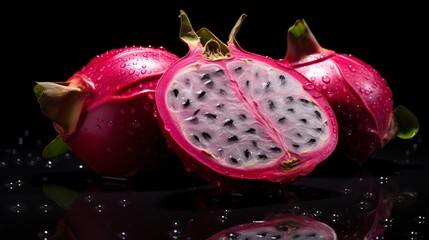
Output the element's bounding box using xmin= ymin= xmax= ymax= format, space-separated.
xmin=3 ymin=1 xmax=426 ymax=148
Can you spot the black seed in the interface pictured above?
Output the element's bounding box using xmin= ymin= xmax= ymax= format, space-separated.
xmin=193 ymin=109 xmax=200 ymax=115
xmin=257 ymin=153 xmax=268 ymax=159
xmin=245 ymin=80 xmax=250 ymax=87
xmin=308 ymin=138 xmax=316 ymax=144
xmin=252 ymin=140 xmax=258 ymax=148
xmin=205 ymin=113 xmax=217 ymax=119
xmin=172 ymin=89 xmax=179 ymax=97
xmin=315 ymin=110 xmax=322 ymax=119
xmin=228 ymin=135 xmax=239 ymax=142
xmin=278 ymin=117 xmax=286 ymax=123
xmin=287 ymin=108 xmax=294 ymax=113
xmin=229 ymin=157 xmax=239 ymax=164
xmin=315 ymin=127 xmax=323 ymax=133
xmin=186 ymin=116 xmax=199 ymax=124
xmin=255 ymin=72 xmax=259 ymax=78
xmin=306 ymin=232 xmax=317 ymax=237
xmin=234 ymin=66 xmax=243 ymax=73
xmin=244 ymin=149 xmax=250 ymax=158
xmin=201 ymin=73 xmax=210 ymax=80
xmin=216 ymin=103 xmax=225 ymax=109
xmin=292 ymin=143 xmax=300 ymax=149
xmin=245 ymin=128 xmax=256 ymax=134
xmin=197 ymin=90 xmax=206 ymax=99
xmin=182 ymin=99 xmax=190 ymax=107
xmin=276 ymin=222 xmax=290 ymax=231
xmin=270 ymin=146 xmax=282 ymax=152
xmin=223 ymin=118 xmax=234 ymax=126
xmin=219 ymin=89 xmax=227 ymax=95
xmin=265 ymin=81 xmax=271 ymax=90
xmin=296 ymin=133 xmax=302 ymax=137
xmin=268 ymin=100 xmax=275 ymax=110
xmin=300 ymin=118 xmax=307 ymax=124
xmin=239 ymin=113 xmax=247 ymax=120
xmin=215 ymin=68 xmax=224 ymax=75
xmin=300 ymin=98 xmax=310 ymax=104
xmin=256 ymin=232 xmax=268 ymax=237
xmin=202 ymin=132 xmax=211 ymax=140
xmin=279 ymin=75 xmax=286 ymax=85
xmin=205 ymin=80 xmax=214 ymax=88
xmin=286 ymin=96 xmax=294 ymax=102
xmin=192 ymin=134 xmax=200 ymax=142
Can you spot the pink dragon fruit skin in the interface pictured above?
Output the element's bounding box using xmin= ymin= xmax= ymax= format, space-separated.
xmin=34 ymin=46 xmax=180 ymax=177
xmin=281 ymin=19 xmax=397 ymax=163
xmin=155 ymin=11 xmax=338 ymax=184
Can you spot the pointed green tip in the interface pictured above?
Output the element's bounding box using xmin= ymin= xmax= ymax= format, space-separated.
xmin=42 ymin=183 xmax=78 ymax=210
xmin=42 ymin=135 xmax=70 ymax=159
xmin=394 ymin=105 xmax=419 ymax=139
xmin=290 ymin=20 xmax=307 ymax=38
xmin=34 ymin=83 xmax=44 ymax=98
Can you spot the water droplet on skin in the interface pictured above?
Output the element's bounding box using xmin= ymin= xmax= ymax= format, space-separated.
xmin=107 ymin=121 xmax=114 ymax=128
xmin=120 ymin=108 xmax=126 ymax=114
xmin=128 ymin=69 xmax=135 ymax=75
xmin=303 ymin=82 xmax=315 ymax=90
xmin=132 ymin=120 xmax=140 ymax=128
xmin=322 ymin=76 xmax=330 ymax=83
xmin=120 ymin=63 xmax=126 ymax=68
xmin=96 ymin=124 xmax=101 ymax=130
xmin=144 ymin=102 xmax=151 ymax=111
xmin=312 ymin=91 xmax=322 ymax=98
xmin=106 ymin=147 xmax=112 ymax=153
xmin=348 ymin=64 xmax=356 ymax=72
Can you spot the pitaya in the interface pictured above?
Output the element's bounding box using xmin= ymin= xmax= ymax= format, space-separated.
xmin=207 ymin=214 xmax=337 ymax=240
xmin=281 ymin=19 xmax=419 ymax=163
xmin=155 ymin=11 xmax=338 ymax=184
xmin=34 ymin=46 xmax=180 ymax=177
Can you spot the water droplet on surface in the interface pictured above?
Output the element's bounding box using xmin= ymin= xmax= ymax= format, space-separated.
xmin=95 ymin=204 xmax=104 ymax=213
xmin=144 ymin=102 xmax=151 ymax=111
xmin=39 ymin=204 xmax=53 ymax=213
xmin=118 ymin=231 xmax=128 ymax=240
xmin=37 ymin=230 xmax=51 ymax=240
xmin=9 ymin=203 xmax=26 ymax=213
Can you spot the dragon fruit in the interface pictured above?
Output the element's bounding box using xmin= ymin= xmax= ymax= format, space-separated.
xmin=155 ymin=11 xmax=338 ymax=184
xmin=281 ymin=19 xmax=418 ymax=163
xmin=207 ymin=214 xmax=337 ymax=240
xmin=34 ymin=46 xmax=179 ymax=177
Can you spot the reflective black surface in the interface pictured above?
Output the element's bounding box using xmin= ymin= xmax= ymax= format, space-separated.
xmin=1 ymin=130 xmax=427 ymax=239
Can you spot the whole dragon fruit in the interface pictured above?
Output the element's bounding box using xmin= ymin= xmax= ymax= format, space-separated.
xmin=34 ymin=46 xmax=179 ymax=177
xmin=155 ymin=11 xmax=338 ymax=184
xmin=207 ymin=214 xmax=337 ymax=240
xmin=281 ymin=19 xmax=418 ymax=163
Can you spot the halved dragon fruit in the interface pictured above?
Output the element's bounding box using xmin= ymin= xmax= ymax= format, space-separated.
xmin=155 ymin=11 xmax=338 ymax=184
xmin=34 ymin=46 xmax=179 ymax=177
xmin=281 ymin=19 xmax=419 ymax=163
xmin=207 ymin=214 xmax=337 ymax=240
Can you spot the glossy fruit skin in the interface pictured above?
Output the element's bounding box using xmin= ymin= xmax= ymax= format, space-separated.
xmin=155 ymin=12 xmax=338 ymax=184
xmin=282 ymin=19 xmax=396 ymax=163
xmin=38 ymin=46 xmax=179 ymax=177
